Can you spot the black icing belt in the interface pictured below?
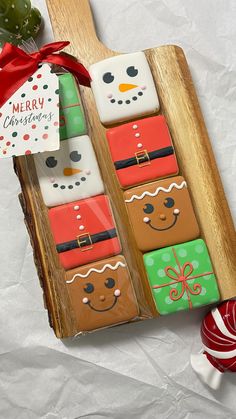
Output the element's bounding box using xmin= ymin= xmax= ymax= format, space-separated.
xmin=56 ymin=228 xmax=117 ymax=253
xmin=114 ymin=146 xmax=174 ymax=170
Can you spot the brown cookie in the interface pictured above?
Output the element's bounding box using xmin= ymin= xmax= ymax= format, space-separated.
xmin=124 ymin=176 xmax=200 ymax=252
xmin=65 ymin=255 xmax=139 ymax=332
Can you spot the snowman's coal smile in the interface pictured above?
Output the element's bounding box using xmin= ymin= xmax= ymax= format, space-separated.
xmin=109 ymin=91 xmax=144 ymax=105
xmin=52 ymin=176 xmax=87 ymax=190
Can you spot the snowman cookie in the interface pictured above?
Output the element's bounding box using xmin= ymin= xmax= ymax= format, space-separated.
xmin=66 ymin=255 xmax=139 ymax=331
xmin=124 ymin=176 xmax=200 ymax=252
xmin=90 ymin=52 xmax=159 ymax=125
xmin=34 ymin=135 xmax=104 ymax=207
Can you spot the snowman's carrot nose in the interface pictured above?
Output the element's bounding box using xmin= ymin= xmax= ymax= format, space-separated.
xmin=63 ymin=168 xmax=81 ymax=176
xmin=119 ymin=83 xmax=138 ymax=92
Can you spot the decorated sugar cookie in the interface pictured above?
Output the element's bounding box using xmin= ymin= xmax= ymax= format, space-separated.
xmin=90 ymin=52 xmax=159 ymax=125
xmin=48 ymin=195 xmax=121 ymax=270
xmin=144 ymin=239 xmax=220 ymax=315
xmin=59 ymin=73 xmax=87 ymax=140
xmin=34 ymin=135 xmax=104 ymax=207
xmin=124 ymin=176 xmax=199 ymax=252
xmin=66 ymin=255 xmax=139 ymax=331
xmin=106 ymin=115 xmax=179 ymax=188
xmin=191 ymin=300 xmax=236 ymax=390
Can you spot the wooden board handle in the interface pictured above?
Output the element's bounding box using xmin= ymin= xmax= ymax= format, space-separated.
xmin=47 ymin=0 xmax=115 ymax=63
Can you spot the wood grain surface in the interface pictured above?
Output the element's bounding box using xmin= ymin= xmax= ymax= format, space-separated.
xmin=14 ymin=0 xmax=236 ymax=338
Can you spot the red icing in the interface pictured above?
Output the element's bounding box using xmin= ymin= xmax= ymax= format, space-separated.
xmin=23 ymin=134 xmax=30 ymax=141
xmin=106 ymin=115 xmax=179 ymax=188
xmin=201 ymin=300 xmax=236 ymax=372
xmin=48 ymin=195 xmax=121 ymax=270
xmin=43 ymin=134 xmax=48 ymax=140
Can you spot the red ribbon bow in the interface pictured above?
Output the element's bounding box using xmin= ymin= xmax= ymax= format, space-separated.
xmin=0 ymin=41 xmax=91 ymax=108
xmin=152 ymin=247 xmax=213 ymax=309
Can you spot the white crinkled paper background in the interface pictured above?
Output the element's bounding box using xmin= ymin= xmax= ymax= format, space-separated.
xmin=0 ymin=0 xmax=235 ymax=418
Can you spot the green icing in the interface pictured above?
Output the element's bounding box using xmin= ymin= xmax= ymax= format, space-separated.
xmin=58 ymin=73 xmax=87 ymax=141
xmin=144 ymin=239 xmax=220 ymax=315
xmin=0 ymin=0 xmax=42 ymax=47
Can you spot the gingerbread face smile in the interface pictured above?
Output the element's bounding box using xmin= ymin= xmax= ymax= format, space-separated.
xmin=143 ymin=198 xmax=180 ymax=231
xmin=83 ymin=295 xmax=119 ymax=312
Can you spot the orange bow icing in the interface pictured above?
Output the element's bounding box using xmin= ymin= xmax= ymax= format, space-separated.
xmin=152 ymin=248 xmax=213 ymax=309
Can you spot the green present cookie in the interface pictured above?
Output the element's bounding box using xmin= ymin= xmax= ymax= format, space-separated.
xmin=144 ymin=239 xmax=220 ymax=315
xmin=59 ymin=73 xmax=87 ymax=141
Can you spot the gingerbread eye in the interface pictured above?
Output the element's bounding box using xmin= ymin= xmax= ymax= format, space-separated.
xmin=164 ymin=197 xmax=175 ymax=208
xmin=126 ymin=66 xmax=138 ymax=77
xmin=143 ymin=203 xmax=154 ymax=214
xmin=70 ymin=151 xmax=81 ymax=162
xmin=84 ymin=283 xmax=94 ymax=293
xmin=46 ymin=156 xmax=57 ymax=168
xmin=105 ymin=278 xmax=115 ymax=289
xmin=103 ymin=72 xmax=114 ymax=84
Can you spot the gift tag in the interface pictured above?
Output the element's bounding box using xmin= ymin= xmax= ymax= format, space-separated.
xmin=0 ymin=64 xmax=60 ymax=158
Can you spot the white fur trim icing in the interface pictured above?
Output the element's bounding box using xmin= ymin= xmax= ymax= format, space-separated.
xmin=66 ymin=261 xmax=126 ymax=283
xmin=125 ymin=181 xmax=187 ymax=203
xmin=212 ymin=307 xmax=236 ymax=340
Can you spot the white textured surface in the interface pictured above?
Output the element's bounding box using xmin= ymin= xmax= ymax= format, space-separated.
xmin=0 ymin=0 xmax=235 ymax=418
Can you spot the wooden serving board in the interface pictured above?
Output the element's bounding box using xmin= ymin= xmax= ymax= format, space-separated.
xmin=14 ymin=0 xmax=236 ymax=338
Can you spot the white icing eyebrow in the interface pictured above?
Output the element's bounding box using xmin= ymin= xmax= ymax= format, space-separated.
xmin=66 ymin=261 xmax=126 ymax=283
xmin=125 ymin=181 xmax=187 ymax=203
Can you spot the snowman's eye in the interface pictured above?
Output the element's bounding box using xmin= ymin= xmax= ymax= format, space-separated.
xmin=103 ymin=72 xmax=114 ymax=84
xmin=70 ymin=151 xmax=81 ymax=162
xmin=46 ymin=156 xmax=57 ymax=168
xmin=126 ymin=66 xmax=138 ymax=77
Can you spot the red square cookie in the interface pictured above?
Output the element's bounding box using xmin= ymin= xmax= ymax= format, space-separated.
xmin=106 ymin=115 xmax=179 ymax=188
xmin=48 ymin=195 xmax=121 ymax=270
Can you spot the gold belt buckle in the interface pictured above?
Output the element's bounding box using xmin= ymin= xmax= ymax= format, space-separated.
xmin=135 ymin=150 xmax=150 ymax=167
xmin=77 ymin=233 xmax=93 ymax=252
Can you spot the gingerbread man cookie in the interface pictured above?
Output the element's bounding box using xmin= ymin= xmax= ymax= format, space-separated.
xmin=124 ymin=176 xmax=200 ymax=252
xmin=66 ymin=255 xmax=139 ymax=331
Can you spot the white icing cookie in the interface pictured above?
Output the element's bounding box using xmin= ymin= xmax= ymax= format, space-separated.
xmin=34 ymin=135 xmax=104 ymax=207
xmin=90 ymin=52 xmax=160 ymax=124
